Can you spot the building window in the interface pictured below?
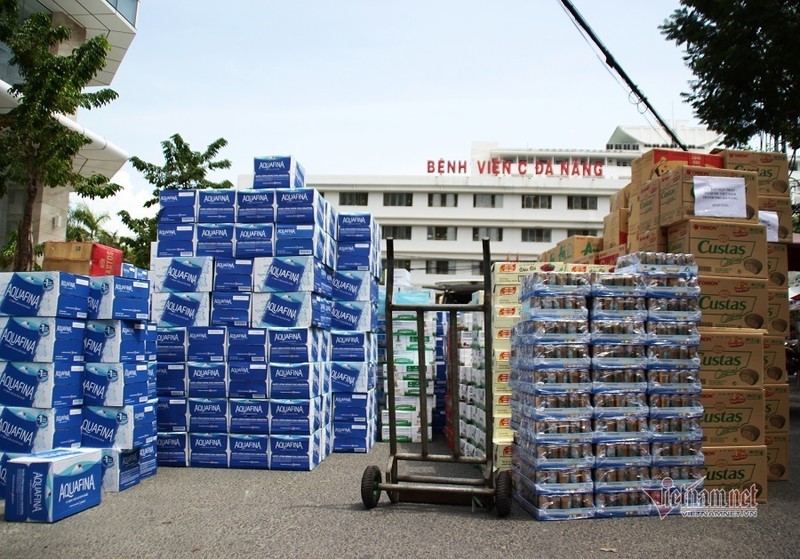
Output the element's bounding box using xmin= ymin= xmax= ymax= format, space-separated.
xmin=383 ymin=193 xmax=413 ymax=206
xmin=426 ymin=260 xmax=458 ymax=275
xmin=427 ymin=227 xmax=457 ymax=241
xmin=567 ymin=195 xmax=598 ymax=210
xmin=474 ymin=194 xmax=503 ymax=208
xmin=428 ymin=193 xmax=458 ymax=207
xmin=521 ymin=228 xmax=552 ymax=243
xmin=339 ymin=192 xmax=368 ymax=206
xmin=521 ymin=195 xmax=552 ymax=209
xmin=382 ymin=225 xmax=412 ymax=240
xmin=472 ymin=227 xmax=503 ymax=242
xmin=470 ymin=260 xmax=488 ymax=276
xmin=383 ymin=258 xmax=411 ymax=271
xmin=567 ymin=228 xmax=598 ymax=237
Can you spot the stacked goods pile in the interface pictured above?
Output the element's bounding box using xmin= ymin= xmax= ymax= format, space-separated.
xmin=455 ymin=302 xmax=491 ymax=462
xmin=432 ymin=311 xmax=448 ymax=435
xmin=153 ymin=156 xmax=380 ymax=470
xmin=509 ymin=264 xmax=703 ymax=520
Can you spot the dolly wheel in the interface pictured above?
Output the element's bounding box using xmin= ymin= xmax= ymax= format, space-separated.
xmin=361 ymin=465 xmax=382 ymax=509
xmin=495 ymin=470 xmax=512 ymax=518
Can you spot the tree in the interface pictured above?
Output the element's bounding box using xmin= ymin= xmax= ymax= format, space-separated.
xmin=660 ymin=1 xmax=800 ymax=151
xmin=67 ymin=202 xmax=111 ymax=242
xmin=119 ymin=134 xmax=233 ymax=269
xmin=0 ymin=2 xmax=122 ymax=271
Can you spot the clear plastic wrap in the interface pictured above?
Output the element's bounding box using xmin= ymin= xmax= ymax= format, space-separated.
xmin=646 ymin=369 xmax=702 ymax=394
xmin=512 ymin=468 xmax=596 ymax=520
xmin=593 ymin=392 xmax=649 ymax=415
xmin=594 ymin=466 xmax=652 ymax=490
xmin=650 ymin=465 xmax=704 ymax=487
xmin=590 ymin=319 xmax=647 ymax=344
xmin=532 ymin=343 xmax=592 ymax=370
xmin=647 ymin=345 xmax=701 ymax=370
xmin=594 ymin=490 xmax=657 ymax=517
xmin=593 ymin=413 xmax=651 ymax=440
xmin=590 ymin=296 xmax=648 ymax=321
xmin=648 ymin=414 xmax=703 ymax=441
xmin=513 ymin=319 xmax=591 ymax=344
xmin=644 ymin=274 xmax=701 ymax=298
xmin=513 ymin=446 xmax=594 ymax=493
xmin=591 ymin=369 xmax=648 ymax=393
xmin=513 ymin=435 xmax=594 ymax=469
xmin=594 ymin=440 xmax=652 ymax=467
xmin=590 ymin=272 xmax=646 ymax=297
xmin=651 ymin=439 xmax=704 ymax=466
xmin=648 ymin=393 xmax=703 ymax=415
xmin=509 ymin=369 xmax=592 ymax=393
xmin=591 ymin=343 xmax=648 ymax=369
xmin=616 ymin=252 xmax=698 ymax=277
xmin=511 ymin=389 xmax=594 ymax=420
xmin=647 ymin=297 xmax=702 ymax=322
xmin=646 ymin=321 xmax=701 ymax=346
xmin=521 ymin=272 xmax=592 ymax=299
xmin=522 ymin=296 xmax=589 ymax=321
xmin=511 ymin=413 xmax=594 ymax=443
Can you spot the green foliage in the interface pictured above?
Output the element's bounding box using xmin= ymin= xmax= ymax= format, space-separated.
xmin=661 ymin=1 xmax=800 ymax=150
xmin=120 ymin=134 xmax=233 ymax=269
xmin=0 ymin=3 xmax=120 ymax=270
xmin=67 ymin=202 xmax=111 ymax=242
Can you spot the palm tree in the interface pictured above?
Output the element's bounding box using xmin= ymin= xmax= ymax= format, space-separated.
xmin=67 ymin=202 xmax=111 ymax=242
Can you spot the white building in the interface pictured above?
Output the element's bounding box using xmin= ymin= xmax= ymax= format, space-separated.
xmin=0 ymin=0 xmax=137 ymax=252
xmin=268 ymin=123 xmax=718 ymax=286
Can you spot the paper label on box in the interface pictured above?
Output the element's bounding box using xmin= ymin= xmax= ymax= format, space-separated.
xmin=758 ymin=211 xmax=779 ymax=242
xmin=693 ymin=176 xmax=746 ymax=218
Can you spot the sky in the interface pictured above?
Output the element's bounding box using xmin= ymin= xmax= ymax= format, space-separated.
xmin=76 ymin=0 xmax=700 ymax=236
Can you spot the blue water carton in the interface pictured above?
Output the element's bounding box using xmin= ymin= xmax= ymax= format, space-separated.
xmin=229 ymin=434 xmax=269 ymax=469
xmin=189 ymin=432 xmax=228 ymax=468
xmin=1 ymin=451 xmax=26 ymax=499
xmin=159 ymin=189 xmax=197 ymax=223
xmin=227 ymin=327 xmax=267 ymax=362
xmin=253 ymin=256 xmax=331 ymax=297
xmin=152 ymin=239 xmax=195 ymax=258
xmin=0 ymin=406 xmax=82 ymax=452
xmin=195 ymin=223 xmax=235 ymax=258
xmin=267 ymin=327 xmax=325 ymax=362
xmin=269 ymin=397 xmax=322 ymax=435
xmin=275 ymin=225 xmax=325 ymax=260
xmin=188 ymin=398 xmax=228 ymax=433
xmin=83 ymin=362 xmax=149 ymax=407
xmin=152 ymin=257 xmax=214 ymax=293
xmin=275 ymin=188 xmax=324 ymax=224
xmin=100 ymin=447 xmax=140 ymax=492
xmin=157 ymin=432 xmax=188 ymax=466
xmin=253 ymin=156 xmax=305 ymax=189
xmin=251 ymin=292 xmax=331 ymax=329
xmin=228 ymin=362 xmax=268 ymax=399
xmin=0 ymin=271 xmax=90 ymax=319
xmin=187 ymin=361 xmax=228 ymax=398
xmin=331 ymin=270 xmax=376 ymax=302
xmin=330 ymin=362 xmax=376 ymax=393
xmin=138 ymin=435 xmax=157 ymax=479
xmin=156 ymin=223 xmax=195 ymax=243
xmin=229 ymin=398 xmax=270 ymax=434
xmin=331 ymin=300 xmax=378 ymax=331
xmin=156 ymin=362 xmax=187 ymax=397
xmin=269 ymin=429 xmax=321 ymax=471
xmin=88 ymin=276 xmax=150 ymax=321
xmin=330 ymin=331 xmax=370 ymax=362
xmin=151 ymin=292 xmax=211 ymax=328
xmin=4 ymin=448 xmax=102 ymax=523
xmin=156 ymin=397 xmax=188 ymax=432
xmin=0 ymin=317 xmax=85 ymax=363
xmin=236 ymin=189 xmax=275 ymax=223
xmin=325 ymin=203 xmax=338 ymax=240
xmin=332 ymin=390 xmax=375 ymax=423
xmin=121 ymin=262 xmax=148 ymax=280
xmin=210 ymin=293 xmax=251 ymax=327
xmin=0 ymin=362 xmax=83 ymax=408
xmin=336 ymin=242 xmax=377 ymax=272
xmin=324 ymin=232 xmax=337 ymax=270
xmin=213 ymin=258 xmax=254 ymax=292
xmin=187 ymin=326 xmax=227 ymax=362
xmin=269 ymin=362 xmax=323 ymax=399
xmin=84 ymin=320 xmax=146 ymax=363
xmin=332 ymin=422 xmax=373 ymax=453
xmin=234 ymin=224 xmax=274 ymax=258
xmin=156 ymin=327 xmax=187 ymax=362
xmin=81 ymin=402 xmax=155 ymax=449
xmin=197 ymin=189 xmax=236 ymax=223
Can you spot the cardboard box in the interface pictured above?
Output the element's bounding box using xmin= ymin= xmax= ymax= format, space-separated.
xmin=716 ymin=149 xmax=790 ymax=197
xmin=702 ymin=445 xmax=767 ymax=503
xmin=758 ymin=196 xmax=792 ymax=242
xmin=229 ymin=434 xmax=269 ymax=469
xmin=0 ymin=406 xmax=82 ymax=452
xmin=151 ymin=292 xmax=211 ymax=328
xmin=767 ymin=289 xmax=790 ymax=337
xmin=151 ymin=257 xmax=214 ymax=293
xmin=156 ymin=432 xmax=188 ymax=467
xmin=766 ymin=243 xmax=789 ymax=288
xmin=100 ymin=448 xmax=141 ymax=493
xmin=638 ymin=179 xmax=660 ymax=232
xmin=632 ymin=148 xmax=723 ymax=188
xmin=229 ymin=398 xmax=270 ymax=435
xmin=187 ymin=397 xmax=229 ymax=433
xmin=268 ymin=362 xmax=323 ymax=399
xmin=763 ymin=384 xmax=789 ymax=432
xmin=603 ymin=208 xmax=628 ymax=249
xmin=270 ymin=397 xmax=322 ymax=434
xmin=659 ymin=167 xmax=758 ymax=228
xmin=697 ymin=276 xmax=769 ymax=330
xmin=236 ymin=188 xmax=275 ymax=223
xmin=84 ymin=320 xmax=147 ymax=363
xmin=627 ymin=194 xmax=640 ymax=229
xmin=42 ymin=242 xmax=123 ymax=277
xmin=765 ymin=432 xmax=789 ymax=481
xmin=637 ymin=227 xmax=668 ymax=252
xmin=554 ymin=236 xmax=603 ymax=263
xmin=197 ymin=189 xmax=236 ymax=223
xmin=83 ymin=362 xmax=149 ymax=407
xmin=608 ymin=185 xmax=630 ymax=213
xmin=595 ymin=243 xmax=628 ymax=267
xmin=189 ymin=433 xmax=229 ymax=468
xmin=156 ymin=397 xmax=188 ymax=433
xmin=0 ymin=272 xmax=90 ymax=319
xmin=667 ymin=220 xmax=767 ymax=278
xmin=0 ymin=362 xmax=83 ymax=408
xmin=81 ymin=402 xmax=155 ymax=449
xmin=700 ymin=389 xmax=765 ymax=446
xmin=762 ymin=335 xmax=787 ymax=384
xmin=0 ymin=317 xmax=85 ymax=363
xmin=491 ymin=262 xmax=564 ymax=284
xmin=698 ymin=328 xmax=764 ymax=388
xmin=187 ymin=362 xmax=228 ymax=399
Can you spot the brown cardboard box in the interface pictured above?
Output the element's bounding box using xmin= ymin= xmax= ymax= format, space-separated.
xmin=763 ymin=384 xmax=790 ymax=432
xmin=42 ymin=241 xmax=123 ymax=277
xmin=659 ymin=167 xmax=758 ymax=228
xmin=767 ymin=288 xmax=790 ymax=337
xmin=716 ymin=149 xmax=790 ymax=197
xmin=571 ymin=253 xmax=597 ymax=265
xmin=667 ymin=220 xmax=767 ymax=279
xmin=758 ymin=196 xmax=792 ymax=243
xmin=762 ymin=335 xmax=788 ymax=384
xmin=628 ymin=194 xmax=640 ymax=228
xmin=698 ymin=328 xmax=764 ymax=388
xmin=765 ymin=433 xmax=789 ymax=481
xmin=766 ymin=243 xmax=789 ymax=288
xmin=697 ymin=276 xmax=769 ymax=330
xmin=555 ymin=235 xmax=603 ymax=263
xmin=596 ymin=244 xmax=628 ymax=267
xmin=702 ymin=445 xmax=768 ymax=503
xmin=638 ymin=179 xmax=660 ymax=232
xmin=491 ymin=262 xmax=563 ymax=284
xmin=603 ymin=208 xmax=628 ymax=249
xmin=493 ymin=283 xmax=523 ymax=305
xmin=609 ymin=184 xmax=632 ymax=213
xmin=637 ymin=227 xmax=668 ymax=252
xmin=562 ymin=263 xmax=614 ymax=273
xmin=632 ymin=148 xmax=723 ymax=188
xmin=701 ymin=389 xmax=766 ymax=446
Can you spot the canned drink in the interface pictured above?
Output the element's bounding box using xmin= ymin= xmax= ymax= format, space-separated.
xmin=558 ymin=471 xmax=569 ymax=484
xmin=559 ymin=495 xmax=572 ymax=509
xmin=572 ymin=494 xmax=583 ymax=509
xmin=538 ymin=495 xmax=550 ymax=509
